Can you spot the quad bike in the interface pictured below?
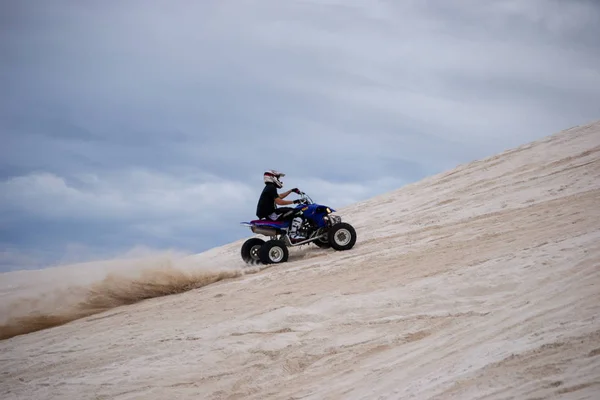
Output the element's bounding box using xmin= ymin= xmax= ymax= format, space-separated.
xmin=240 ymin=192 xmax=357 ymax=265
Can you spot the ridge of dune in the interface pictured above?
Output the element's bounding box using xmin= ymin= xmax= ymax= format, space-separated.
xmin=1 ymin=120 xmax=599 ymax=400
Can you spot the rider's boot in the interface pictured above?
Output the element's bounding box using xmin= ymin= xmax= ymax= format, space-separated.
xmin=288 ymin=217 xmax=305 ymax=243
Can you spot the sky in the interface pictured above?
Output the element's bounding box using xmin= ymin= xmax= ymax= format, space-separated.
xmin=1 ymin=0 xmax=599 ymax=272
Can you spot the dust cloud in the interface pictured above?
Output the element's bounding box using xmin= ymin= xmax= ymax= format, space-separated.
xmin=0 ymin=256 xmax=255 ymax=340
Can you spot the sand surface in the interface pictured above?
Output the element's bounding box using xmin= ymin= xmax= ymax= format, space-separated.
xmin=1 ymin=121 xmax=600 ymax=399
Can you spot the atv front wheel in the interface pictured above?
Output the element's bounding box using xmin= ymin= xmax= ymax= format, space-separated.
xmin=328 ymin=222 xmax=357 ymax=251
xmin=259 ymin=240 xmax=289 ymax=264
xmin=241 ymin=238 xmax=265 ymax=264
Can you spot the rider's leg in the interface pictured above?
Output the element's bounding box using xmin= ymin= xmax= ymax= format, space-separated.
xmin=288 ymin=216 xmax=305 ymax=241
xmin=268 ymin=207 xmax=295 ymax=221
xmin=268 ymin=208 xmax=305 ymax=242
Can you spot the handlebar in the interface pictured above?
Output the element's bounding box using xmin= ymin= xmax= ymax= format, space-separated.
xmin=298 ymin=192 xmax=313 ymax=204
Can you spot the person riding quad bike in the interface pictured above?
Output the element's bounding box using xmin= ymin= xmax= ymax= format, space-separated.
xmin=256 ymin=170 xmax=306 ymax=242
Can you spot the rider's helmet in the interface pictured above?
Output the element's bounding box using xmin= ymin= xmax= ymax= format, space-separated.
xmin=264 ymin=170 xmax=285 ymax=188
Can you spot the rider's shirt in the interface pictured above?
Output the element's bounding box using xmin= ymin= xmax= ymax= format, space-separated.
xmin=256 ymin=183 xmax=278 ymax=218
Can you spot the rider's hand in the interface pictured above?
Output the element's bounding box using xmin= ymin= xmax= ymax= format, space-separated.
xmin=293 ymin=199 xmax=302 ymax=204
xmin=291 ymin=188 xmax=301 ymax=194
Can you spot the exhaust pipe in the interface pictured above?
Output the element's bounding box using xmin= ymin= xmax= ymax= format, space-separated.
xmin=251 ymin=226 xmax=280 ymax=236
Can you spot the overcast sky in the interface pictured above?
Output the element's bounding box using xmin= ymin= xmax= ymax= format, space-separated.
xmin=1 ymin=0 xmax=599 ymax=271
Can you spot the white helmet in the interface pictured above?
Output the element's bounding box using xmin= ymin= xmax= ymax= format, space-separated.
xmin=264 ymin=169 xmax=285 ymax=188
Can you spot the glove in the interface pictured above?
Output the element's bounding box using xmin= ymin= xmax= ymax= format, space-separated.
xmin=291 ymin=188 xmax=301 ymax=194
xmin=293 ymin=199 xmax=302 ymax=204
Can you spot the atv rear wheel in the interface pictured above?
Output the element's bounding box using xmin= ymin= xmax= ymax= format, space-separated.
xmin=259 ymin=240 xmax=289 ymax=264
xmin=241 ymin=238 xmax=265 ymax=264
xmin=328 ymin=222 xmax=357 ymax=251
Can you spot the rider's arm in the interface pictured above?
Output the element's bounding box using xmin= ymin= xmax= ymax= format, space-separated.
xmin=278 ymin=189 xmax=293 ymax=199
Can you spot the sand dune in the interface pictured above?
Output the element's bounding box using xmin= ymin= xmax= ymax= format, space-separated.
xmin=1 ymin=121 xmax=599 ymax=399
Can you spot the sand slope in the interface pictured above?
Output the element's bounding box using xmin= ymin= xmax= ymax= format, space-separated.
xmin=1 ymin=121 xmax=600 ymax=399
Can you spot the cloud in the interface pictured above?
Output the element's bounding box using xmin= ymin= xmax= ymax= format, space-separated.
xmin=0 ymin=169 xmax=396 ymax=223
xmin=0 ymin=167 xmax=389 ymax=270
xmin=1 ymin=0 xmax=599 ymax=270
xmin=0 ymin=170 xmax=254 ymax=221
xmin=0 ymin=249 xmax=43 ymax=272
